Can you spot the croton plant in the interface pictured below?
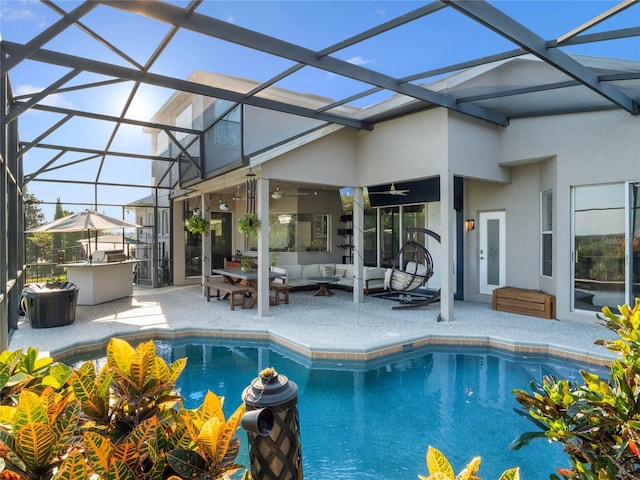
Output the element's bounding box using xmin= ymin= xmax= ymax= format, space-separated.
xmin=0 ymin=338 xmax=248 ymax=480
xmin=512 ymin=298 xmax=640 ymax=480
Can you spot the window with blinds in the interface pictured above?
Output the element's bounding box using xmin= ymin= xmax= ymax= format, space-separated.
xmin=541 ymin=189 xmax=553 ymax=277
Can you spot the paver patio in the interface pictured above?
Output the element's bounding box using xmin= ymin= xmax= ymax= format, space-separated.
xmin=8 ymin=285 xmax=616 ymax=367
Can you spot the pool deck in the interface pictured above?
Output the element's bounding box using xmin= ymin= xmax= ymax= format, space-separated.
xmin=9 ymin=284 xmax=617 ymax=366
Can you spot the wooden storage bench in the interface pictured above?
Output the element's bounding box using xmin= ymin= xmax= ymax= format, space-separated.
xmin=205 ymin=279 xmax=254 ymax=310
xmin=492 ymin=286 xmax=556 ymax=319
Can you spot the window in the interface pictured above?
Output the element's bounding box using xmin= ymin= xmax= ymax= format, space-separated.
xmin=246 ymin=213 xmax=329 ymax=252
xmin=161 ymin=210 xmax=169 ymax=236
xmin=541 ymin=190 xmax=553 ymax=277
xmin=572 ymin=183 xmax=626 ymax=311
xmin=214 ymin=105 xmax=241 ymax=147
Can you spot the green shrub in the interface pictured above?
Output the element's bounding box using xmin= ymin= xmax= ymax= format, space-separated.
xmin=419 ymin=445 xmax=519 ymax=479
xmin=237 ymin=214 xmax=259 ymax=237
xmin=512 ymin=298 xmax=640 ymax=479
xmin=186 ymin=214 xmax=208 ymax=235
xmin=0 ymin=338 xmax=247 ymax=480
xmin=0 ymin=346 xmax=71 ymax=405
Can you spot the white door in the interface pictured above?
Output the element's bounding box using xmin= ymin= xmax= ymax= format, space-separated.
xmin=479 ymin=211 xmax=506 ymax=295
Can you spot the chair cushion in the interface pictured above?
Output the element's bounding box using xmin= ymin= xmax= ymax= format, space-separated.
xmin=302 ymin=264 xmax=321 ymax=278
xmin=337 ymin=264 xmax=354 ymax=278
xmin=405 ymin=261 xmax=427 ymax=276
xmin=282 ymin=265 xmax=303 ymax=280
xmin=364 ymin=267 xmax=386 ymax=280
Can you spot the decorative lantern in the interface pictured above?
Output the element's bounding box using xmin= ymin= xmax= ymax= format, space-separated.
xmin=241 ymin=367 xmax=303 ymax=480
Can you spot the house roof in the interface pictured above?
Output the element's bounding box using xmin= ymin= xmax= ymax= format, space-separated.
xmin=359 ymin=53 xmax=640 ymax=121
xmin=126 ymin=193 xmax=170 ymax=208
xmin=3 ymin=0 xmax=639 ymax=209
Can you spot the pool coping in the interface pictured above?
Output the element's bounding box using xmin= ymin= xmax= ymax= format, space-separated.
xmin=10 ymin=285 xmax=617 ymax=370
xmin=50 ymin=326 xmax=614 ymax=369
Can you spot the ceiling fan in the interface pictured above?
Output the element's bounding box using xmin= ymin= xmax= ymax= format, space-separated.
xmin=270 ymin=185 xmax=310 ymax=200
xmin=368 ymin=183 xmax=409 ymax=196
xmin=232 ymin=185 xmax=244 ymax=201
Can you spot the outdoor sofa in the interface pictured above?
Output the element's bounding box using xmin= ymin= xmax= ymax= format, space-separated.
xmin=271 ymin=263 xmax=386 ymax=294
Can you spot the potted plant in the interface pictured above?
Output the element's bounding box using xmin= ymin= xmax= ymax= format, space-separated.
xmin=240 ymin=257 xmax=254 ymax=272
xmin=238 ymin=213 xmax=260 ymax=237
xmin=186 ymin=214 xmax=208 ymax=235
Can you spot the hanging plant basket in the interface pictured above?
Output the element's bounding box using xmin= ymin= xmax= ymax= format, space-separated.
xmin=186 ymin=214 xmax=208 ymax=235
xmin=238 ymin=213 xmax=260 ymax=237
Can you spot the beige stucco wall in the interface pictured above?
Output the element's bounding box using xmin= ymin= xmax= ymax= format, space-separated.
xmin=261 ymin=128 xmax=358 ymax=186
xmin=171 ymin=101 xmax=640 ymax=322
xmin=355 ymin=108 xmax=449 ymax=185
xmin=465 ymin=163 xmax=544 ymax=303
xmin=448 ymin=112 xmax=509 ymax=183
xmin=498 ymin=110 xmax=640 ymax=321
xmin=463 ymin=110 xmax=639 ymax=321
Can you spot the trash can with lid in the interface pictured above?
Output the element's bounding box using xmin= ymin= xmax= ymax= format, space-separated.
xmin=23 ymin=282 xmax=79 ymax=328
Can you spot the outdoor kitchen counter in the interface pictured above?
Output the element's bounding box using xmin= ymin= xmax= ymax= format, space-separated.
xmin=60 ymin=260 xmax=137 ymax=305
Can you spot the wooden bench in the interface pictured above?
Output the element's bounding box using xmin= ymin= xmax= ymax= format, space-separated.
xmin=492 ymin=286 xmax=556 ymax=319
xmin=205 ymin=279 xmax=254 ymax=310
xmin=270 ymin=283 xmax=292 ymax=305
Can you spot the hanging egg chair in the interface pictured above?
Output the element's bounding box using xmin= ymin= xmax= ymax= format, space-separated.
xmin=386 ymin=228 xmax=441 ymax=310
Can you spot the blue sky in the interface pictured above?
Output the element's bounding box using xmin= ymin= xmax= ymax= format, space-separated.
xmin=1 ymin=0 xmax=638 ymax=222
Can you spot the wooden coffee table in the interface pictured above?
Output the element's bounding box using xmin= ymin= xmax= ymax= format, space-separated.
xmin=309 ymin=276 xmax=339 ymax=296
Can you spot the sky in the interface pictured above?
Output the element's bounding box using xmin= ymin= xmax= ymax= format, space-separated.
xmin=1 ymin=0 xmax=638 ymax=223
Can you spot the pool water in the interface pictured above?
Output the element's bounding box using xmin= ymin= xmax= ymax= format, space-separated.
xmin=157 ymin=341 xmax=605 ymax=480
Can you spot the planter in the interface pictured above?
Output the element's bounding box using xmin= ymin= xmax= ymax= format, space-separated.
xmin=238 ymin=214 xmax=260 ymax=237
xmin=186 ymin=214 xmax=208 ymax=235
xmin=23 ymin=282 xmax=79 ymax=328
xmin=240 ymin=258 xmax=255 ymax=272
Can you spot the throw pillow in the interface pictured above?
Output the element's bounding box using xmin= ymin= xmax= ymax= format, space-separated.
xmin=322 ymin=265 xmax=336 ymax=277
xmin=335 ymin=268 xmax=346 ymax=278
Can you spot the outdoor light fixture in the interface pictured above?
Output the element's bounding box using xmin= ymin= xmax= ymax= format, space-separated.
xmin=465 ymin=219 xmax=475 ymax=231
xmin=219 ymin=200 xmax=230 ymax=211
xmin=245 ymin=167 xmax=256 ymax=177
xmin=192 ymin=208 xmax=201 ymax=217
xmin=242 ymin=368 xmax=303 ymax=480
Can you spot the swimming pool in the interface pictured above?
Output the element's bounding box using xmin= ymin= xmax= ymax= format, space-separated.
xmin=148 ymin=340 xmax=605 ymax=479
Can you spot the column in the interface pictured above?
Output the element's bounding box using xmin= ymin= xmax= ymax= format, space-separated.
xmin=201 ymin=193 xmax=210 ymax=291
xmin=440 ymin=172 xmax=455 ymax=321
xmin=257 ymin=177 xmax=271 ymax=317
xmin=352 ymin=186 xmax=364 ymax=303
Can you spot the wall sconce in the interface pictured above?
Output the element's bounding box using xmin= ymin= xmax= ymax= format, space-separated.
xmin=219 ymin=199 xmax=230 ymax=211
xmin=465 ymin=219 xmax=475 ymax=231
xmin=192 ymin=207 xmax=201 ymax=217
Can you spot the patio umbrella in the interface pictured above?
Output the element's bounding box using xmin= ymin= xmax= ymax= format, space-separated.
xmin=25 ymin=209 xmax=141 ymax=262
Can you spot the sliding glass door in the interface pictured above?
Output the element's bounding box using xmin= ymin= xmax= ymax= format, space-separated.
xmin=363 ymin=209 xmax=378 ymax=266
xmin=380 ymin=207 xmax=400 ymax=267
xmin=631 ymin=183 xmax=640 ymax=301
xmin=572 ymin=182 xmax=638 ymax=312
